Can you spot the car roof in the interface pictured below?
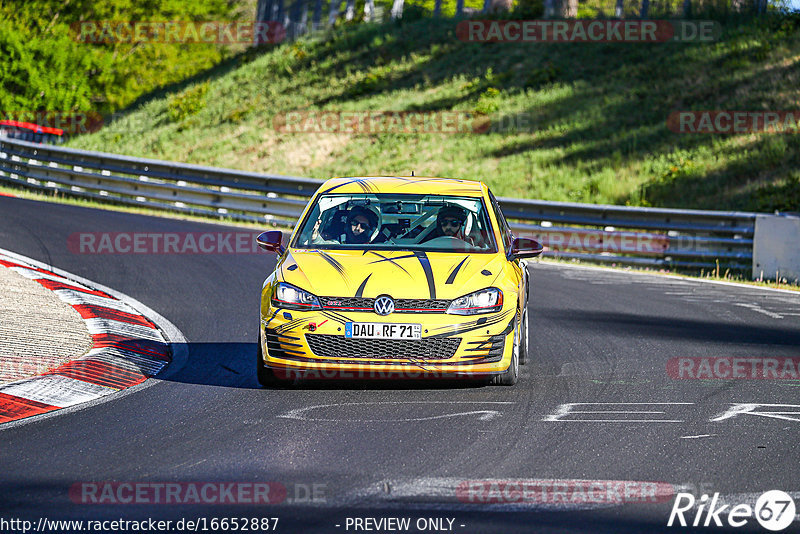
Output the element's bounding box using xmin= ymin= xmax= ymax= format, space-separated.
xmin=315 ymin=176 xmax=487 ymax=198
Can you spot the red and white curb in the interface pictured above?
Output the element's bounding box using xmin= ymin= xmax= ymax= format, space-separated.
xmin=0 ymin=247 xmax=185 ymax=425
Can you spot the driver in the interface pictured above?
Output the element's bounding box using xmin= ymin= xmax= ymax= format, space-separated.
xmin=424 ymin=205 xmax=468 ymax=242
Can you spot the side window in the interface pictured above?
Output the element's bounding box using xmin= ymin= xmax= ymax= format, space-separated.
xmin=488 ymin=190 xmax=512 ymax=253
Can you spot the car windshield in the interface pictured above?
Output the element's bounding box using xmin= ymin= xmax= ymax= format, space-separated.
xmin=292 ymin=193 xmax=497 ymax=253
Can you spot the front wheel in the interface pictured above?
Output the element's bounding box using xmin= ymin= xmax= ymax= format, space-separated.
xmin=490 ymin=324 xmax=519 ymax=386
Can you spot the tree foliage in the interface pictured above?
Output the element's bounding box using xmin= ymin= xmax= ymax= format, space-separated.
xmin=0 ymin=0 xmax=243 ymax=117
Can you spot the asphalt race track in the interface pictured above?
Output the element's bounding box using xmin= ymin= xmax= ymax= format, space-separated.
xmin=1 ymin=195 xmax=799 ymax=534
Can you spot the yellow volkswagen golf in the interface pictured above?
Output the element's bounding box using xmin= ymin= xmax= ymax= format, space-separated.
xmin=256 ymin=177 xmax=542 ymax=386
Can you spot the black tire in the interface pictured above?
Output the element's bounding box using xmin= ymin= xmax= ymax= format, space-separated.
xmin=490 ymin=323 xmax=519 ymax=386
xmin=519 ymin=306 xmax=529 ymax=365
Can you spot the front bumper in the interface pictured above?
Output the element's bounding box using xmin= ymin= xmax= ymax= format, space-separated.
xmin=259 ymin=305 xmax=517 ymax=377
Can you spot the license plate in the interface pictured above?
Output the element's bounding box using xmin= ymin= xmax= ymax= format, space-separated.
xmin=345 ymin=322 xmax=422 ymax=340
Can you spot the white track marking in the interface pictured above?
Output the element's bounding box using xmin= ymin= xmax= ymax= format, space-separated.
xmin=8 ymin=266 xmax=92 ymax=288
xmin=84 ymin=318 xmax=164 ymax=342
xmin=733 ymin=302 xmax=784 ymax=319
xmin=81 ymin=347 xmax=166 ymax=375
xmin=680 ymin=434 xmax=717 ymax=439
xmin=544 ymin=402 xmax=693 ymax=423
xmin=278 ymin=401 xmax=515 ymax=422
xmin=53 ymin=289 xmax=138 ymax=313
xmin=0 ymin=375 xmax=116 ymax=406
xmin=710 ymin=404 xmax=800 ymax=423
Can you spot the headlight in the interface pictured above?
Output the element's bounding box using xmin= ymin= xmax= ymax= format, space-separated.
xmin=447 ymin=287 xmax=503 ymax=315
xmin=272 ymin=282 xmax=321 ymax=310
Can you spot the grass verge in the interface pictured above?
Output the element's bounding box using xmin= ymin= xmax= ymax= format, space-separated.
xmin=66 ymin=13 xmax=800 ymax=212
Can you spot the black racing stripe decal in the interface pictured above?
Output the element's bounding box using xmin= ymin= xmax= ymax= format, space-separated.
xmin=321 ymin=311 xmax=352 ymax=325
xmin=445 ymin=257 xmax=469 ymax=285
xmin=318 ymin=251 xmax=349 ymax=283
xmin=430 ymin=309 xmax=511 ymax=331
xmin=368 ymin=251 xmax=412 ymax=276
xmin=429 ymin=315 xmax=484 ymax=333
xmin=464 ymin=339 xmax=494 ymax=351
xmin=355 ymin=274 xmax=372 ymax=298
xmin=274 ymin=333 xmax=301 ymax=340
xmin=428 ymin=310 xmax=513 ymax=338
xmin=413 ymin=251 xmax=436 ymax=299
xmin=276 ymin=317 xmax=308 ymax=333
xmin=397 ymin=177 xmax=470 ymax=187
xmin=368 ymin=253 xmax=417 ymax=264
xmin=264 ymin=309 xmax=281 ymax=328
xmin=321 ymin=178 xmax=373 ymax=194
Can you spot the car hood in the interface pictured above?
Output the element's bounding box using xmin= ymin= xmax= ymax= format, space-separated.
xmin=278 ymin=249 xmax=507 ymax=300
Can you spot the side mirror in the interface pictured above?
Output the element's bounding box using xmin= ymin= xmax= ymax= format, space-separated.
xmin=256 ymin=230 xmax=285 ymax=254
xmin=509 ymin=237 xmax=543 ymax=260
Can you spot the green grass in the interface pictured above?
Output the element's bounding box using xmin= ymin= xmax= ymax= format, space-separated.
xmin=67 ymin=12 xmax=800 ymax=212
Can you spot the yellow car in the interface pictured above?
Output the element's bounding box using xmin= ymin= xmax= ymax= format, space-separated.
xmin=256 ymin=176 xmax=542 ymax=386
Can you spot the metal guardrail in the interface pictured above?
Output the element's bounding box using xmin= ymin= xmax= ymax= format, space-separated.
xmin=0 ymin=137 xmax=757 ymax=271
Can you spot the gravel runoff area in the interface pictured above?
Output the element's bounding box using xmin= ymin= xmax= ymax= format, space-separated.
xmin=0 ymin=265 xmax=92 ymax=384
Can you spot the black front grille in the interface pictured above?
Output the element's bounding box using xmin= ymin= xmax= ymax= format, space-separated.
xmin=318 ymin=297 xmax=373 ymax=310
xmin=395 ymin=298 xmax=450 ymax=311
xmin=306 ymin=334 xmax=460 ymax=360
xmin=319 ymin=296 xmax=450 ymax=313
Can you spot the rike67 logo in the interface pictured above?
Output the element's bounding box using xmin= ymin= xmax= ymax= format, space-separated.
xmin=668 ymin=490 xmax=796 ymax=531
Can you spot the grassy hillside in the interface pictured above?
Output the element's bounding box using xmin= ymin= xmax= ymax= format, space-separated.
xmin=69 ymin=12 xmax=800 ymax=211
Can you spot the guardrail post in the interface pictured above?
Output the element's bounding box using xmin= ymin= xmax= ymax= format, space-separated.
xmin=752 ymin=213 xmax=800 ymax=283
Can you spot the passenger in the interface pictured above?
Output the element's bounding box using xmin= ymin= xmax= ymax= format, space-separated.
xmin=344 ymin=206 xmax=378 ymax=244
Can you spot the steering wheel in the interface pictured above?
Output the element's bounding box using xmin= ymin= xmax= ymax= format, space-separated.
xmin=423 ymin=236 xmax=469 ymax=248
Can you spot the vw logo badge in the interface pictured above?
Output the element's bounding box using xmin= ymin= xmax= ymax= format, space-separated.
xmin=374 ymin=295 xmax=395 ymax=316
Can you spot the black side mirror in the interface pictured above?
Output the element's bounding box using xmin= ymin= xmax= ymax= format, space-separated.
xmin=509 ymin=237 xmax=543 ymax=260
xmin=256 ymin=231 xmax=285 ymax=254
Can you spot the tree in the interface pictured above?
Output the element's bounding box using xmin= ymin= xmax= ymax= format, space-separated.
xmin=391 ymin=0 xmax=405 ymax=19
xmin=329 ymin=0 xmax=341 ymax=25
